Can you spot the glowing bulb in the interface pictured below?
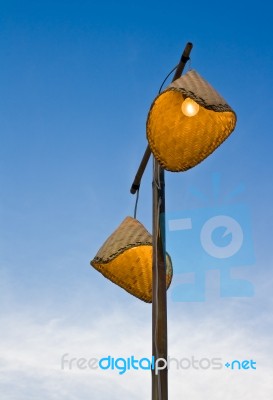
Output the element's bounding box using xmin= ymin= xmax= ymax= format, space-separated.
xmin=181 ymin=98 xmax=199 ymax=117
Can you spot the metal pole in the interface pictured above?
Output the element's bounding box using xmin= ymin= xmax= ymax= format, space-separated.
xmin=151 ymin=43 xmax=193 ymax=400
xmin=152 ymin=159 xmax=167 ymax=400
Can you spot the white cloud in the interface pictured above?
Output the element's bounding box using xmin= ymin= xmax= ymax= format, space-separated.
xmin=0 ymin=289 xmax=273 ymax=400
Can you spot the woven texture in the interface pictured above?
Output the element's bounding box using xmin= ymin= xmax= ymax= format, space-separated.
xmin=91 ymin=217 xmax=173 ymax=303
xmin=147 ymin=69 xmax=237 ymax=172
xmin=169 ymin=70 xmax=234 ymax=112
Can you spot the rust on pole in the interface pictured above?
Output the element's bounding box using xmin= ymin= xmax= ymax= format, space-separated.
xmin=151 ymin=42 xmax=193 ymax=400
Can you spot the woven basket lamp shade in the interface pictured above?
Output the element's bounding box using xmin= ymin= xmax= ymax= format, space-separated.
xmin=147 ymin=69 xmax=237 ymax=172
xmin=91 ymin=217 xmax=173 ymax=303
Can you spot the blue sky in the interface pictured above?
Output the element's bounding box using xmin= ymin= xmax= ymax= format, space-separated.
xmin=1 ymin=0 xmax=273 ymax=398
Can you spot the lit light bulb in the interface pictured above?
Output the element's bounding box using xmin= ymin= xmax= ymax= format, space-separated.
xmin=181 ymin=98 xmax=199 ymax=117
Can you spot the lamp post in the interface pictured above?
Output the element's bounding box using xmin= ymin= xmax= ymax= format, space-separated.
xmin=91 ymin=41 xmax=236 ymax=400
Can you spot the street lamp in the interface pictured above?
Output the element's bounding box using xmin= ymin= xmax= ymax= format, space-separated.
xmin=90 ymin=42 xmax=236 ymax=400
xmin=91 ymin=216 xmax=173 ymax=303
xmin=147 ymin=69 xmax=236 ymax=172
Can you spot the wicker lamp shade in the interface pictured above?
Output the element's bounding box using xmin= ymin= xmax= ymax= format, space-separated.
xmin=147 ymin=69 xmax=237 ymax=172
xmin=91 ymin=216 xmax=173 ymax=303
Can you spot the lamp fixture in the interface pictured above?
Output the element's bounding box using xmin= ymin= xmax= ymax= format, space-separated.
xmin=90 ymin=216 xmax=173 ymax=303
xmin=147 ymin=69 xmax=237 ymax=172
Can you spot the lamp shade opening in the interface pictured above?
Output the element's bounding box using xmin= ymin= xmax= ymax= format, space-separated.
xmin=181 ymin=97 xmax=200 ymax=117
